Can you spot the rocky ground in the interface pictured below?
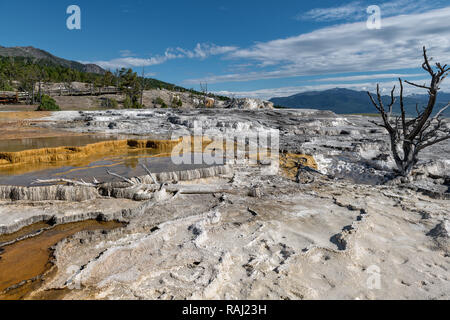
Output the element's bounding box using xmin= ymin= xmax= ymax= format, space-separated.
xmin=39 ymin=108 xmax=450 ymax=185
xmin=33 ymin=167 xmax=450 ymax=300
xmin=0 ymin=108 xmax=449 ymax=300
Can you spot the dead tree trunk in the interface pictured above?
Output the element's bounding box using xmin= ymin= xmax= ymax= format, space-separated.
xmin=140 ymin=67 xmax=145 ymax=106
xmin=38 ymin=79 xmax=42 ymax=103
xmin=31 ymin=80 xmax=35 ymax=104
xmin=367 ymin=46 xmax=450 ymax=177
xmin=200 ymin=82 xmax=208 ymax=108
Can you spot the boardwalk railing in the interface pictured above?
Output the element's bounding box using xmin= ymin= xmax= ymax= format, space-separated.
xmin=0 ymin=91 xmax=21 ymax=103
xmin=0 ymin=87 xmax=120 ymax=103
xmin=45 ymin=87 xmax=119 ymax=96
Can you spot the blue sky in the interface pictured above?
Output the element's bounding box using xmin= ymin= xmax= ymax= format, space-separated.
xmin=1 ymin=0 xmax=450 ymax=98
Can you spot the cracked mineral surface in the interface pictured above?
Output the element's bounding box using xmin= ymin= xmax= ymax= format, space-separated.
xmin=0 ymin=109 xmax=449 ymax=300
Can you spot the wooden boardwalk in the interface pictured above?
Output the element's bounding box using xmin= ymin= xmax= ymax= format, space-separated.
xmin=0 ymin=88 xmax=120 ymax=104
xmin=0 ymin=92 xmax=20 ymax=104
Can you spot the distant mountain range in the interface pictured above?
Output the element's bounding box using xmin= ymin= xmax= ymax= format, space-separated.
xmin=270 ymin=88 xmax=450 ymax=116
xmin=0 ymin=45 xmax=105 ymax=74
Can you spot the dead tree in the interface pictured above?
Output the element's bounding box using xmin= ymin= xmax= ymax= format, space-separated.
xmin=367 ymin=47 xmax=450 ymax=177
xmin=200 ymin=82 xmax=208 ymax=107
xmin=29 ymin=164 xmax=236 ymax=201
xmin=140 ymin=67 xmax=145 ymax=106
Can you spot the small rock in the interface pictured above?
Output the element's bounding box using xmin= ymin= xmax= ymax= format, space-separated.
xmin=188 ymin=224 xmax=203 ymax=236
xmin=427 ymin=220 xmax=450 ymax=238
xmin=420 ymin=211 xmax=431 ymax=220
xmin=48 ymin=216 xmax=58 ymax=226
xmin=249 ymin=187 xmax=262 ymax=198
xmin=96 ymin=213 xmax=108 ymax=222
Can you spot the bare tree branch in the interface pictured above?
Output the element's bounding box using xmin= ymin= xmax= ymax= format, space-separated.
xmin=432 ymin=103 xmax=450 ymax=120
xmin=106 ymin=169 xmax=135 ymax=185
xmin=31 ymin=178 xmax=97 ymax=187
xmin=141 ymin=163 xmax=158 ymax=184
xmin=367 ymin=46 xmax=449 ymax=177
xmin=404 ymin=80 xmax=431 ymax=90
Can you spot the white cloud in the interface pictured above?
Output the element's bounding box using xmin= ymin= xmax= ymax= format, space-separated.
xmin=187 ymin=6 xmax=450 ymax=84
xmin=174 ymin=43 xmax=237 ymax=59
xmin=90 ymin=54 xmax=173 ymax=70
xmin=119 ymin=50 xmax=136 ymax=57
xmin=214 ymin=78 xmax=450 ymax=100
xmin=312 ymin=73 xmax=425 ymax=82
xmin=86 ymin=43 xmax=238 ymax=70
xmin=298 ymin=0 xmax=446 ymax=22
xmin=298 ymin=1 xmax=364 ymax=22
xmin=214 ymin=77 xmax=450 ymax=100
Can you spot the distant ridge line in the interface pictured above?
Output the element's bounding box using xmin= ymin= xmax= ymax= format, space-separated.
xmin=269 ymin=88 xmax=450 ymax=116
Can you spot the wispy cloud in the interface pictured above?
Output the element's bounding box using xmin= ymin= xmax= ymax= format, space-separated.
xmin=312 ymin=73 xmax=425 ymax=82
xmin=85 ymin=43 xmax=238 ymax=70
xmin=186 ymin=6 xmax=450 ymax=84
xmin=298 ymin=1 xmax=364 ymax=22
xmin=174 ymin=43 xmax=237 ymax=59
xmin=214 ymin=77 xmax=450 ymax=100
xmin=297 ymin=0 xmax=447 ymax=22
xmin=119 ymin=50 xmax=136 ymax=57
